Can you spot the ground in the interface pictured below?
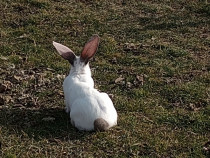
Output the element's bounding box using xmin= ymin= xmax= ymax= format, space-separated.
xmin=0 ymin=0 xmax=209 ymax=157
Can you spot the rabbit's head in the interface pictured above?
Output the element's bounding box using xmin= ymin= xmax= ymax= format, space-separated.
xmin=53 ymin=35 xmax=99 ymax=76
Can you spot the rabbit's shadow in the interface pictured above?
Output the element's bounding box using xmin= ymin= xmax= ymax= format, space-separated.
xmin=0 ymin=107 xmax=93 ymax=141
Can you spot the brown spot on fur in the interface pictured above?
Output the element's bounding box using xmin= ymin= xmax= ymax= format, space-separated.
xmin=94 ymin=118 xmax=109 ymax=131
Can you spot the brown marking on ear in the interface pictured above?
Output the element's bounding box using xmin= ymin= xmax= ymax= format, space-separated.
xmin=61 ymin=52 xmax=76 ymax=65
xmin=80 ymin=35 xmax=100 ymax=64
xmin=53 ymin=41 xmax=76 ymax=65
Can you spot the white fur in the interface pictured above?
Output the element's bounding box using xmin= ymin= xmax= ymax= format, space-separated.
xmin=53 ymin=37 xmax=117 ymax=131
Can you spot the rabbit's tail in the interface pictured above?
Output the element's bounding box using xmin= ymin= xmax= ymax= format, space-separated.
xmin=94 ymin=118 xmax=109 ymax=131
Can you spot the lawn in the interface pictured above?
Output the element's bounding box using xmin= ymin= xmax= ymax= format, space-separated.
xmin=0 ymin=0 xmax=209 ymax=157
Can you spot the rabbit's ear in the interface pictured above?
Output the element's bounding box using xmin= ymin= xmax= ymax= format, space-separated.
xmin=80 ymin=35 xmax=99 ymax=64
xmin=53 ymin=41 xmax=76 ymax=65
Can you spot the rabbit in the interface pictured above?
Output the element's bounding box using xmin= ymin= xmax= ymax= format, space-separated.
xmin=53 ymin=35 xmax=117 ymax=131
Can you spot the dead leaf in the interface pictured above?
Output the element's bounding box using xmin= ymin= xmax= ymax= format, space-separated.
xmin=0 ymin=83 xmax=6 ymax=93
xmin=13 ymin=104 xmax=25 ymax=108
xmin=123 ymin=43 xmax=142 ymax=53
xmin=136 ymin=75 xmax=144 ymax=85
xmin=58 ymin=90 xmax=64 ymax=96
xmin=0 ymin=56 xmax=8 ymax=60
xmin=4 ymin=95 xmax=13 ymax=103
xmin=115 ymin=75 xmax=124 ymax=83
xmin=56 ymin=74 xmax=65 ymax=80
xmin=8 ymin=75 xmax=22 ymax=83
xmin=46 ymin=68 xmax=54 ymax=71
xmin=109 ymin=57 xmax=117 ymax=64
xmin=0 ymin=96 xmax=4 ymax=105
xmin=4 ymin=80 xmax=12 ymax=89
xmin=151 ymin=36 xmax=156 ymax=41
xmin=42 ymin=117 xmax=55 ymax=122
xmin=108 ymin=93 xmax=114 ymax=99
xmin=126 ymin=82 xmax=133 ymax=88
xmin=203 ymin=141 xmax=210 ymax=155
xmin=189 ymin=103 xmax=200 ymax=111
xmin=9 ymin=63 xmax=15 ymax=69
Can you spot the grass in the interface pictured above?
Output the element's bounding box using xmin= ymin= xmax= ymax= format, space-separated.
xmin=0 ymin=0 xmax=209 ymax=157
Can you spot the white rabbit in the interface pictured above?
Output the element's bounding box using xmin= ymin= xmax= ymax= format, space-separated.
xmin=53 ymin=35 xmax=117 ymax=131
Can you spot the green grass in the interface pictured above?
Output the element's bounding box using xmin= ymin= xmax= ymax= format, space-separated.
xmin=0 ymin=0 xmax=209 ymax=157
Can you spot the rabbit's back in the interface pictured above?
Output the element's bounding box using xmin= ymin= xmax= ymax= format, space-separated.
xmin=70 ymin=91 xmax=117 ymax=131
xmin=63 ymin=75 xmax=94 ymax=106
xmin=64 ymin=76 xmax=117 ymax=131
